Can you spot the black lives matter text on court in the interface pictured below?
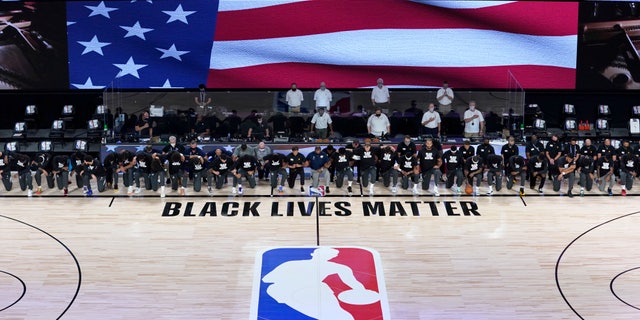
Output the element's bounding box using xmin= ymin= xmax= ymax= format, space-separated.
xmin=161 ymin=201 xmax=480 ymax=217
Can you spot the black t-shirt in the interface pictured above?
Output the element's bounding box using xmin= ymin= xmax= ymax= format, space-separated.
xmin=530 ymin=157 xmax=548 ymax=172
xmin=355 ymin=147 xmax=377 ymax=169
xmin=546 ymin=141 xmax=562 ymax=159
xmin=418 ymin=147 xmax=440 ymax=171
xmin=596 ymin=157 xmax=613 ymax=177
xmin=620 ymin=153 xmax=638 ymax=173
xmin=162 ymin=143 xmax=185 ymax=154
xmin=398 ymin=155 xmax=417 ymax=173
xmin=52 ymin=155 xmax=69 ymax=172
xmin=168 ymin=152 xmax=185 ymax=175
xmin=13 ymin=154 xmax=30 ymax=174
xmin=597 ymin=144 xmax=615 ymax=159
xmin=464 ymin=157 xmax=483 ymax=173
xmin=84 ymin=158 xmax=105 ymax=177
xmin=236 ymin=155 xmax=257 ymax=171
xmin=459 ymin=146 xmax=475 ymax=160
xmin=378 ymin=151 xmax=397 ymax=172
xmin=443 ymin=150 xmax=463 ymax=171
xmin=501 ymin=144 xmax=519 ymax=161
xmin=265 ymin=153 xmax=286 ymax=171
xmin=476 ymin=143 xmax=495 ymax=162
xmin=580 ymin=145 xmax=597 ymax=158
xmin=486 ymin=154 xmax=503 ymax=172
xmin=136 ymin=152 xmax=152 ymax=174
xmin=331 ymin=151 xmax=353 ymax=171
xmin=526 ymin=141 xmax=544 ymax=158
xmin=189 ymin=157 xmax=206 ymax=173
xmin=396 ymin=141 xmax=416 ymax=157
xmin=286 ymin=152 xmax=306 ymax=167
xmin=210 ymin=158 xmax=233 ymax=174
xmin=507 ymin=155 xmax=525 ymax=173
xmin=71 ymin=152 xmax=86 ymax=173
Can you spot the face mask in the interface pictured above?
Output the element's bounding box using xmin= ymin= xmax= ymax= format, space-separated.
xmin=376 ymin=114 xmax=381 ymax=117
xmin=292 ymin=88 xmax=296 ymax=91
xmin=429 ymin=108 xmax=434 ymax=112
xmin=470 ymin=106 xmax=475 ymax=111
xmin=377 ymin=84 xmax=383 ymax=88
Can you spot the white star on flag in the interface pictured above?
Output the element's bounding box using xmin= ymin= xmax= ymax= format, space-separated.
xmin=120 ymin=21 xmax=154 ymax=40
xmin=85 ymin=1 xmax=118 ymax=18
xmin=114 ymin=57 xmax=147 ymax=79
xmin=151 ymin=79 xmax=183 ymax=89
xmin=162 ymin=4 xmax=196 ymax=24
xmin=78 ymin=35 xmax=111 ymax=56
xmin=72 ymin=77 xmax=105 ymax=89
xmin=156 ymin=44 xmax=189 ymax=61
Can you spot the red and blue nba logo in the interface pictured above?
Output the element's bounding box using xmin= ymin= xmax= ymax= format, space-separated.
xmin=250 ymin=246 xmax=390 ymax=319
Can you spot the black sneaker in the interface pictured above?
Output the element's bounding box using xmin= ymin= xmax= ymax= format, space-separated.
xmin=300 ymin=186 xmax=305 ymax=193
xmin=567 ymin=190 xmax=574 ymax=198
xmin=325 ymin=186 xmax=330 ymax=194
xmin=347 ymin=186 xmax=353 ymax=195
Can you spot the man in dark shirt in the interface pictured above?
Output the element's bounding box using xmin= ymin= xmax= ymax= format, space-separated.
xmin=485 ymin=154 xmax=503 ymax=195
xmin=545 ymin=134 xmax=562 ymax=174
xmin=51 ymin=154 xmax=69 ymax=195
xmin=464 ymin=155 xmax=483 ymax=195
xmin=596 ymin=154 xmax=614 ymax=195
xmin=264 ymin=152 xmax=287 ymax=194
xmin=70 ymin=151 xmax=87 ymax=190
xmin=396 ymin=135 xmax=416 ymax=159
xmin=529 ymin=153 xmax=548 ymax=193
xmin=619 ymin=152 xmax=637 ymax=196
xmin=32 ymin=152 xmax=52 ymax=195
xmin=552 ymin=153 xmax=576 ymax=197
xmin=576 ymin=155 xmax=595 ymax=196
xmin=443 ymin=145 xmax=464 ymax=193
xmin=167 ymin=151 xmax=187 ymax=196
xmin=233 ymin=153 xmax=258 ymax=194
xmin=378 ymin=146 xmax=399 ymax=193
xmin=134 ymin=151 xmax=153 ymax=193
xmin=331 ymin=147 xmax=355 ymax=195
xmin=501 ymin=136 xmax=519 ymax=167
xmin=506 ymin=155 xmax=527 ymax=196
xmin=354 ymin=141 xmax=378 ymax=195
xmin=287 ymin=146 xmax=306 ymax=192
xmin=476 ymin=137 xmax=495 ymax=163
xmin=418 ymin=138 xmax=442 ymax=196
xmin=563 ymin=137 xmax=580 ymax=161
xmin=116 ymin=149 xmax=136 ymax=195
xmin=579 ymin=138 xmax=597 ymax=158
xmin=398 ymin=152 xmax=419 ymax=193
xmin=597 ymin=138 xmax=616 ymax=161
xmin=0 ymin=151 xmax=11 ymax=191
xmin=81 ymin=155 xmax=106 ymax=196
xmin=162 ymin=136 xmax=185 ymax=155
xmin=208 ymin=154 xmax=234 ymax=191
xmin=135 ymin=110 xmax=154 ymax=139
xmin=13 ymin=153 xmax=33 ymax=196
xmin=306 ymin=146 xmax=331 ymax=193
xmin=459 ymin=140 xmax=475 ymax=162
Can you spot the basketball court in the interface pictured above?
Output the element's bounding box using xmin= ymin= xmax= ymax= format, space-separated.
xmin=0 ymin=183 xmax=638 ymax=319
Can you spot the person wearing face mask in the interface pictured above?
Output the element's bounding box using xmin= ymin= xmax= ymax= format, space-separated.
xmin=195 ymin=83 xmax=212 ymax=116
xmin=255 ymin=141 xmax=272 ymax=181
xmin=310 ymin=107 xmax=333 ymax=139
xmin=436 ymin=81 xmax=454 ymax=113
xmin=463 ymin=101 xmax=484 ymax=139
xmin=285 ymin=82 xmax=303 ymax=113
xmin=371 ymin=78 xmax=390 ymax=109
xmin=253 ymin=115 xmax=271 ymax=141
xmin=162 ymin=136 xmax=185 ymax=155
xmin=396 ymin=135 xmax=416 ymax=159
xmin=367 ymin=108 xmax=391 ymax=138
xmin=421 ymin=103 xmax=441 ymax=137
xmin=314 ymin=81 xmax=332 ymax=112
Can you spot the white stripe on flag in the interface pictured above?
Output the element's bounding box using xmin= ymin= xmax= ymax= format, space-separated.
xmin=210 ymin=29 xmax=576 ymax=70
xmin=409 ymin=1 xmax=516 ymax=9
xmin=217 ymin=0 xmax=309 ymax=12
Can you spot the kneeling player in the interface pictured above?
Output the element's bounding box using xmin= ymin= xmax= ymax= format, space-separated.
xmin=464 ymin=155 xmax=483 ymax=195
xmin=576 ymin=155 xmax=595 ymax=196
xmin=596 ymin=154 xmax=615 ymax=195
xmin=506 ymin=155 xmax=526 ymax=196
xmin=485 ymin=154 xmax=503 ymax=195
xmin=552 ymin=153 xmax=576 ymax=197
xmin=529 ymin=153 xmax=548 ymax=193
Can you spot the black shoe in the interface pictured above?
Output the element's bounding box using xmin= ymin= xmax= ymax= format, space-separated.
xmin=567 ymin=190 xmax=574 ymax=198
xmin=347 ymin=186 xmax=353 ymax=195
xmin=325 ymin=186 xmax=330 ymax=194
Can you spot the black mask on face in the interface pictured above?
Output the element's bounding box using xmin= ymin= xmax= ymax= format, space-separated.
xmin=376 ymin=114 xmax=381 ymax=117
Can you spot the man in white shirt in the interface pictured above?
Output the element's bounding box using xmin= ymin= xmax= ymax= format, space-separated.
xmin=371 ymin=78 xmax=390 ymax=108
xmin=367 ymin=108 xmax=391 ymax=138
xmin=310 ymin=108 xmax=333 ymax=138
xmin=436 ymin=81 xmax=454 ymax=113
xmin=463 ymin=101 xmax=484 ymax=138
xmin=421 ymin=103 xmax=441 ymax=137
xmin=285 ymin=83 xmax=303 ymax=113
xmin=313 ymin=81 xmax=332 ymax=111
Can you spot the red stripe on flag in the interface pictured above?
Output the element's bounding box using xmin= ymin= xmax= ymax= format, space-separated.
xmin=207 ymin=63 xmax=575 ymax=89
xmin=214 ymin=1 xmax=578 ymax=41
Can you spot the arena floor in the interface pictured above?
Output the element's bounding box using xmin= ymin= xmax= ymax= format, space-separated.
xmin=1 ymin=179 xmax=639 ymax=319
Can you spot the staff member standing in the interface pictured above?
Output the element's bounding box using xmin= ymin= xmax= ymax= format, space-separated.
xmin=371 ymin=78 xmax=390 ymax=109
xmin=463 ymin=101 xmax=484 ymax=139
xmin=310 ymin=108 xmax=333 ymax=139
xmin=421 ymin=103 xmax=441 ymax=137
xmin=285 ymin=83 xmax=303 ymax=113
xmin=313 ymin=82 xmax=332 ymax=112
xmin=367 ymin=108 xmax=391 ymax=138
xmin=436 ymin=81 xmax=454 ymax=113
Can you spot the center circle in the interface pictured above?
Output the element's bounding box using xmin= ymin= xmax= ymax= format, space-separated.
xmin=0 ymin=270 xmax=26 ymax=312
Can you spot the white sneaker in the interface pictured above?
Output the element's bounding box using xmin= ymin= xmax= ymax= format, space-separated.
xmin=27 ymin=189 xmax=33 ymax=197
xmin=160 ymin=186 xmax=165 ymax=198
xmin=391 ymin=186 xmax=398 ymax=193
xmin=82 ymin=186 xmax=88 ymax=194
xmin=127 ymin=186 xmax=134 ymax=194
xmin=369 ymin=185 xmax=374 ymax=195
xmin=238 ymin=185 xmax=243 ymax=194
xmin=433 ymin=188 xmax=440 ymax=197
xmin=456 ymin=186 xmax=461 ymax=194
xmin=412 ymin=185 xmax=419 ymax=194
xmin=232 ymin=187 xmax=237 ymax=194
xmin=179 ymin=187 xmax=186 ymax=196
xmin=135 ymin=187 xmax=142 ymax=194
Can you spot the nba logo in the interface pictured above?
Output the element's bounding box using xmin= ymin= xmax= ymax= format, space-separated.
xmin=309 ymin=185 xmax=326 ymax=197
xmin=250 ymin=246 xmax=390 ymax=319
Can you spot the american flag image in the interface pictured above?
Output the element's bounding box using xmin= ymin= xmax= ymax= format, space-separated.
xmin=209 ymin=0 xmax=578 ymax=89
xmin=67 ymin=0 xmax=219 ymax=89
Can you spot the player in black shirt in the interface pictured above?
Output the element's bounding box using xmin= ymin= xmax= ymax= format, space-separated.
xmin=476 ymin=137 xmax=495 ymax=163
xmin=134 ymin=151 xmax=153 ymax=193
xmin=579 ymin=138 xmax=597 ymax=158
xmin=102 ymin=151 xmax=118 ymax=191
xmin=116 ymin=150 xmax=136 ymax=194
xmin=443 ymin=145 xmax=464 ymax=193
xmin=81 ymin=155 xmax=106 ymax=196
xmin=552 ymin=153 xmax=576 ymax=197
xmin=51 ymin=154 xmax=69 ymax=195
xmin=32 ymin=152 xmax=53 ymax=195
xmin=619 ymin=152 xmax=638 ymax=196
xmin=545 ymin=134 xmax=562 ymax=174
xmin=264 ymin=153 xmax=288 ymax=194
xmin=233 ymin=153 xmax=258 ymax=194
xmin=13 ymin=153 xmax=33 ymax=196
xmin=596 ymin=154 xmax=614 ymax=195
xmin=525 ymin=134 xmax=544 ymax=160
xmin=418 ymin=138 xmax=442 ymax=196
xmin=398 ymin=152 xmax=419 ymax=193
xmin=576 ymin=155 xmax=595 ymax=196
xmin=321 ymin=145 xmax=336 ymax=183
xmin=459 ymin=141 xmax=475 ymax=161
xmin=149 ymin=154 xmax=166 ymax=196
xmin=378 ymin=146 xmax=399 ymax=193
xmin=485 ymin=154 xmax=503 ymax=195
xmin=396 ymin=135 xmax=416 ymax=159
xmin=162 ymin=136 xmax=185 ymax=155
xmin=0 ymin=151 xmax=11 ymax=191
xmin=355 ymin=141 xmax=378 ymax=195
xmin=331 ymin=147 xmax=355 ymax=195
xmin=528 ymin=153 xmax=548 ymax=193
xmin=287 ymin=146 xmax=306 ymax=192
xmin=167 ymin=151 xmax=187 ymax=196
xmin=208 ymin=154 xmax=234 ymax=191
xmin=506 ymin=155 xmax=526 ymax=196
xmin=70 ymin=151 xmax=86 ymax=191
xmin=188 ymin=155 xmax=207 ymax=193
xmin=464 ymin=155 xmax=483 ymax=195
xmin=597 ymin=138 xmax=616 ymax=161
xmin=501 ymin=136 xmax=519 ymax=167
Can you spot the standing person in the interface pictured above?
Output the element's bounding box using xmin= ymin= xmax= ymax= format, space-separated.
xmin=32 ymin=152 xmax=53 ymax=195
xmin=264 ymin=152 xmax=288 ymax=194
xmin=195 ymin=83 xmax=212 ymax=116
xmin=580 ymin=138 xmax=597 ymax=158
xmin=162 ymin=136 xmax=185 ymax=155
xmin=378 ymin=146 xmax=399 ymax=193
xmin=421 ymin=103 xmax=441 ymax=137
xmin=476 ymin=137 xmax=496 ymax=164
xmin=0 ymin=151 xmax=11 ymax=191
xmin=526 ymin=134 xmax=544 ymax=183
xmin=355 ymin=141 xmax=378 ymax=195
xmin=134 ymin=110 xmax=154 ymax=139
xmin=563 ymin=137 xmax=580 ymax=161
xmin=286 ymin=146 xmax=306 ymax=193
xmin=232 ymin=143 xmax=255 ymax=162
xmin=371 ymin=78 xmax=390 ymax=109
xmin=545 ymin=134 xmax=562 ymax=174
xmin=443 ymin=145 xmax=464 ymax=193
xmin=464 ymin=155 xmax=484 ymax=195
xmin=367 ymin=108 xmax=391 ymax=138
xmin=436 ymin=81 xmax=454 ymax=113
xmin=306 ymin=146 xmax=331 ymax=193
xmin=418 ymin=138 xmax=442 ymax=196
xmin=167 ymin=151 xmax=187 ymax=196
xmin=397 ymin=151 xmax=419 ymax=194
xmin=285 ymin=82 xmax=303 ymax=113
xmin=619 ymin=151 xmax=637 ymax=196
xmin=506 ymin=155 xmax=527 ymax=196
xmin=597 ymin=138 xmax=616 ymax=160
xmin=396 ymin=135 xmax=416 ymax=159
xmin=310 ymin=107 xmax=333 ymax=139
xmin=208 ymin=154 xmax=234 ymax=192
xmin=51 ymin=153 xmax=69 ymax=195
xmin=313 ymin=81 xmax=332 ymax=111
xmin=255 ymin=141 xmax=272 ymax=181
xmin=552 ymin=153 xmax=577 ymax=197
xmin=81 ymin=155 xmax=106 ymax=196
xmin=576 ymin=155 xmax=595 ymax=196
xmin=13 ymin=153 xmax=33 ymax=196
xmin=233 ymin=153 xmax=258 ymax=194
xmin=596 ymin=153 xmax=615 ymax=195
xmin=331 ymin=147 xmax=355 ymax=195
xmin=529 ymin=153 xmax=549 ymax=193
xmin=485 ymin=153 xmax=504 ymax=195
xmin=463 ymin=101 xmax=484 ymax=139
xmin=459 ymin=140 xmax=475 ymax=162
